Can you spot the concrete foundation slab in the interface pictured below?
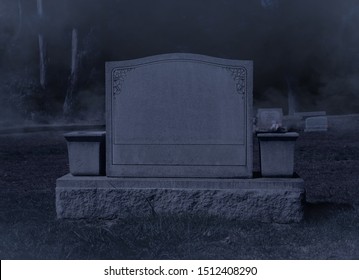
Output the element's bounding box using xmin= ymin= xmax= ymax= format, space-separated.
xmin=56 ymin=174 xmax=305 ymax=223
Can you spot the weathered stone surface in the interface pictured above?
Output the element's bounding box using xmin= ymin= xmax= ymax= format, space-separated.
xmin=64 ymin=131 xmax=106 ymax=176
xmin=305 ymin=116 xmax=328 ymax=132
xmin=257 ymin=132 xmax=299 ymax=177
xmin=56 ymin=174 xmax=305 ymax=223
xmin=106 ymin=53 xmax=253 ymax=178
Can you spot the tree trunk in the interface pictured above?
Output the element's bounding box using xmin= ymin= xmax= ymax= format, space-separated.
xmin=71 ymin=29 xmax=78 ymax=75
xmin=63 ymin=28 xmax=80 ymax=119
xmin=38 ymin=34 xmax=46 ymax=89
xmin=14 ymin=0 xmax=23 ymax=39
xmin=37 ymin=0 xmax=47 ymax=89
xmin=286 ymin=77 xmax=297 ymax=115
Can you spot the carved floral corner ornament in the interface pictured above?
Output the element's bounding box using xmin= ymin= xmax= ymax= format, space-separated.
xmin=226 ymin=67 xmax=247 ymax=95
xmin=112 ymin=68 xmax=134 ymax=95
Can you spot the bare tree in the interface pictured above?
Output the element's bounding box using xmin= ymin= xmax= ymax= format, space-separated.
xmin=37 ymin=0 xmax=47 ymax=89
xmin=63 ymin=28 xmax=80 ymax=119
xmin=286 ymin=76 xmax=298 ymax=115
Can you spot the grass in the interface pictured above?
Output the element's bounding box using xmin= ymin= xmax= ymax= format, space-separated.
xmin=0 ymin=126 xmax=359 ymax=259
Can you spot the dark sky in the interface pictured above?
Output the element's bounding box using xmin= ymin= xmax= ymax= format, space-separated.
xmin=1 ymin=0 xmax=359 ymax=121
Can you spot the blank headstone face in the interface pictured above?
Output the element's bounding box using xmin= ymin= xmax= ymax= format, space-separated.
xmin=305 ymin=116 xmax=328 ymax=132
xmin=106 ymin=53 xmax=253 ymax=178
xmin=256 ymin=108 xmax=283 ymax=131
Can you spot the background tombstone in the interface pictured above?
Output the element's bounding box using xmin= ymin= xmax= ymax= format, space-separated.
xmin=305 ymin=116 xmax=328 ymax=132
xmin=294 ymin=111 xmax=327 ymax=119
xmin=256 ymin=108 xmax=283 ymax=131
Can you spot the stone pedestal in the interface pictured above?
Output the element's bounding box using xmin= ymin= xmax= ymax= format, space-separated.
xmin=257 ymin=132 xmax=299 ymax=177
xmin=56 ymin=174 xmax=305 ymax=223
xmin=64 ymin=131 xmax=106 ymax=176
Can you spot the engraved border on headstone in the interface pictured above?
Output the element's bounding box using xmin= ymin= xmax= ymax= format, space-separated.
xmin=106 ymin=53 xmax=253 ymax=178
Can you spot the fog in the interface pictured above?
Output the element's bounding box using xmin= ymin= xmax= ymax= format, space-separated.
xmin=1 ymin=0 xmax=358 ymax=124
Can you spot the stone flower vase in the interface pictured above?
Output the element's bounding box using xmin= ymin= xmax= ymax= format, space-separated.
xmin=64 ymin=131 xmax=106 ymax=176
xmin=257 ymin=132 xmax=299 ymax=177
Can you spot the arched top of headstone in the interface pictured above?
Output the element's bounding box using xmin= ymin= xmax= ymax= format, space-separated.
xmin=107 ymin=53 xmax=252 ymax=96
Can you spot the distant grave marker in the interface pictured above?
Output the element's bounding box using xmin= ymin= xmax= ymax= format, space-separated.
xmin=294 ymin=111 xmax=326 ymax=119
xmin=305 ymin=116 xmax=328 ymax=132
xmin=256 ymin=108 xmax=283 ymax=131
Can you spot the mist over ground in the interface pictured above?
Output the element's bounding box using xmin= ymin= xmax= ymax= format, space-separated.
xmin=1 ymin=0 xmax=359 ymax=124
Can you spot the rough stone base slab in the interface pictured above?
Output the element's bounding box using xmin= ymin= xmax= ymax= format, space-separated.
xmin=56 ymin=174 xmax=305 ymax=223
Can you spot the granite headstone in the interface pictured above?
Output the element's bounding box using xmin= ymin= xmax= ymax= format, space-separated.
xmin=106 ymin=53 xmax=253 ymax=178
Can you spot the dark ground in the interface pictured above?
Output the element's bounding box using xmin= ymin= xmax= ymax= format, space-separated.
xmin=0 ymin=119 xmax=359 ymax=259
